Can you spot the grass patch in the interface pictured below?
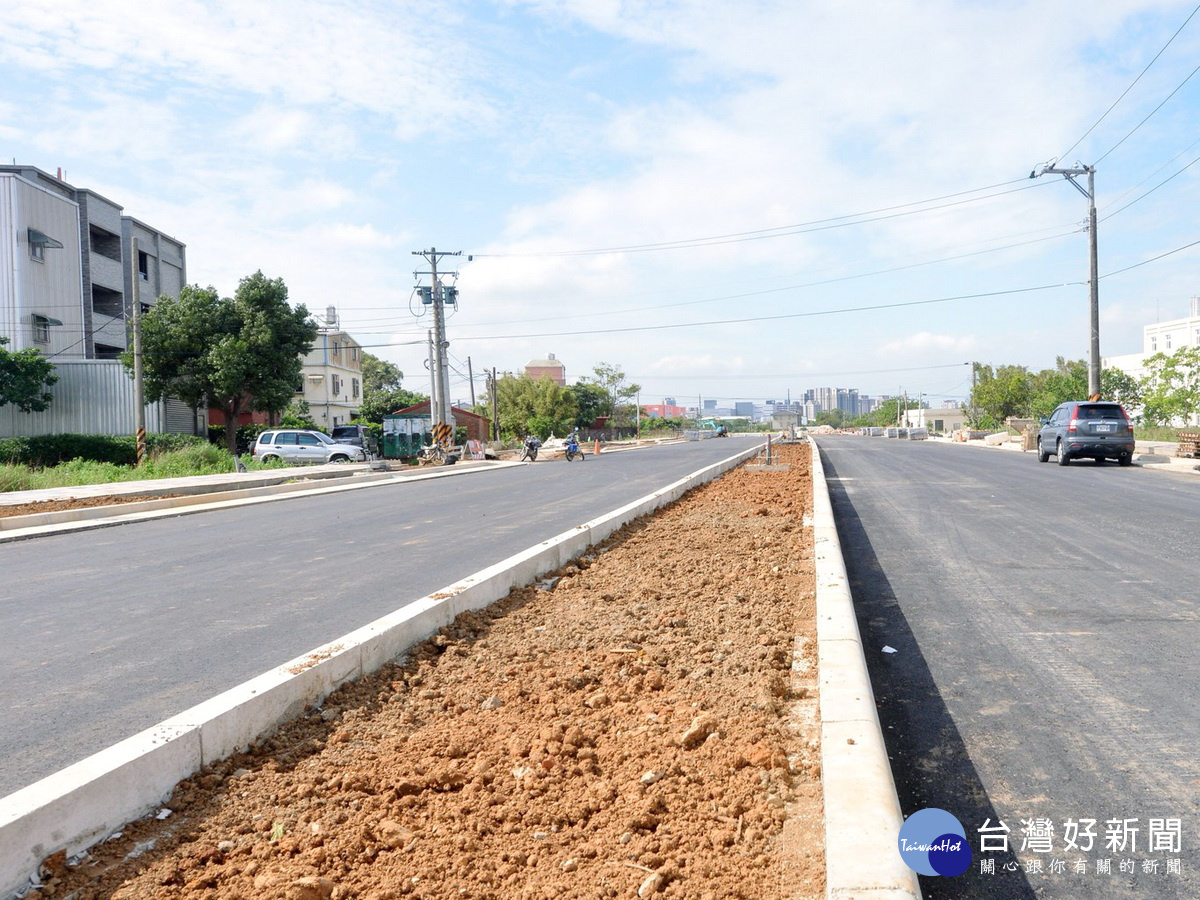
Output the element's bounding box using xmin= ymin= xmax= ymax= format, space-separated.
xmin=0 ymin=445 xmax=288 ymax=494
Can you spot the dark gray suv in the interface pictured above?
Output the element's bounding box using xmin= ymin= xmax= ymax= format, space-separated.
xmin=1037 ymin=401 xmax=1134 ymax=466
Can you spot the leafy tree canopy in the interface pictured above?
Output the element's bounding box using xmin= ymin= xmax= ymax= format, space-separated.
xmin=580 ymin=362 xmax=641 ymax=427
xmin=126 ymin=272 xmax=317 ymax=455
xmin=362 ymin=353 xmax=404 ymax=395
xmin=1139 ymin=347 xmax=1200 ymax=426
xmin=0 ymin=337 xmax=58 ymax=413
xmin=572 ymin=381 xmax=610 ymax=429
xmin=488 ymin=374 xmax=578 ymax=439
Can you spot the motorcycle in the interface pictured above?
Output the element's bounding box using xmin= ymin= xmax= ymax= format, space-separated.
xmin=564 ymin=432 xmax=585 ymax=462
xmin=519 ymin=435 xmax=540 ymax=462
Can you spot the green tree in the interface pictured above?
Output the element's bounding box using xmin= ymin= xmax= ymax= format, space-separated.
xmin=971 ymin=363 xmax=1032 ymax=423
xmin=492 ymin=374 xmax=578 ymax=439
xmin=355 ymin=387 xmax=427 ymax=425
xmin=572 ymin=381 xmax=609 ymax=429
xmin=1101 ymin=366 xmax=1142 ymax=410
xmin=127 ymin=273 xmax=318 ymax=456
xmin=1028 ymin=357 xmax=1087 ymax=419
xmin=362 ymin=353 xmax=403 ymax=395
xmin=815 ymin=408 xmax=847 ymax=427
xmin=0 ymin=337 xmax=57 ymax=412
xmin=1139 ymin=347 xmax=1200 ymax=426
xmin=354 ymin=352 xmax=424 ymax=424
xmin=581 ymin=362 xmax=641 ymax=427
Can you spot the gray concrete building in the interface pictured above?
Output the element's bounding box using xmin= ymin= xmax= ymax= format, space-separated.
xmin=0 ymin=165 xmax=186 ymax=359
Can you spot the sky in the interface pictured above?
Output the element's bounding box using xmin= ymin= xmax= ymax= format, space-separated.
xmin=4 ymin=0 xmax=1200 ymax=409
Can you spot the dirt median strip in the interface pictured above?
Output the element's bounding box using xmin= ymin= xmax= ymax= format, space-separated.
xmin=11 ymin=442 xmax=827 ymax=900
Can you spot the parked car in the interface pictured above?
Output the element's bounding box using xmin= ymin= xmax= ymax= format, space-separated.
xmin=1037 ymin=401 xmax=1134 ymax=467
xmin=330 ymin=424 xmax=379 ymax=459
xmin=252 ymin=429 xmax=367 ymax=465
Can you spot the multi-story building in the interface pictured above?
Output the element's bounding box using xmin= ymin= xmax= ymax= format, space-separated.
xmin=299 ymin=311 xmax=364 ymax=431
xmin=525 ymin=352 xmax=566 ymax=386
xmin=1104 ymin=296 xmax=1200 ymax=381
xmin=0 ymin=165 xmax=185 ymax=359
xmin=0 ymin=164 xmax=201 ymax=437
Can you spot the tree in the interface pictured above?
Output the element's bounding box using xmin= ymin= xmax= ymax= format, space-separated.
xmin=572 ymin=382 xmax=609 ymax=429
xmin=971 ymin=363 xmax=1032 ymax=423
xmin=1028 ymin=357 xmax=1087 ymax=419
xmin=127 ymin=273 xmax=317 ymax=456
xmin=362 ymin=353 xmax=404 ymax=395
xmin=1139 ymin=347 xmax=1200 ymax=426
xmin=355 ymin=387 xmax=427 ymax=425
xmin=580 ymin=362 xmax=641 ymax=427
xmin=491 ymin=374 xmax=578 ymax=439
xmin=0 ymin=337 xmax=57 ymax=413
xmin=1101 ymin=366 xmax=1142 ymax=411
xmin=354 ymin=352 xmax=424 ymax=424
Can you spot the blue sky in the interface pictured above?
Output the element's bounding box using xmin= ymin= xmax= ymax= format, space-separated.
xmin=5 ymin=0 xmax=1200 ymax=408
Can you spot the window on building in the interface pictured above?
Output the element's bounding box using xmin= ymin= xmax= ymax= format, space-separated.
xmin=332 ymin=374 xmax=341 ymax=395
xmin=32 ymin=314 xmax=52 ymax=343
xmin=352 ymin=377 xmax=360 ymax=399
xmin=1151 ymin=336 xmax=1157 ymax=352
xmin=30 ymin=241 xmax=44 ymax=262
xmin=138 ymin=251 xmax=149 ymax=281
xmin=1165 ymin=333 xmax=1173 ymax=350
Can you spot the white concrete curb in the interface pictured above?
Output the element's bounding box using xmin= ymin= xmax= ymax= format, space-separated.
xmin=0 ymin=444 xmax=762 ymax=899
xmin=809 ymin=440 xmax=922 ymax=899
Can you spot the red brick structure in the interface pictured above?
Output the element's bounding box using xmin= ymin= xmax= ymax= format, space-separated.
xmin=524 ymin=353 xmax=566 ymax=386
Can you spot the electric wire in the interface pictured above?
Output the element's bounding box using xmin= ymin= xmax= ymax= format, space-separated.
xmin=1058 ymin=1 xmax=1200 ymax=162
xmin=469 ymin=179 xmax=1045 ymax=258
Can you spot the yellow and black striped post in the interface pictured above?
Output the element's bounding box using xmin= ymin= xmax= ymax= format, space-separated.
xmin=136 ymin=427 xmax=147 ymax=466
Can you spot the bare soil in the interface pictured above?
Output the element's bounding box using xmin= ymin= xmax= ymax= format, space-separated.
xmin=0 ymin=496 xmax=177 ymax=518
xmin=31 ymin=442 xmax=823 ymax=900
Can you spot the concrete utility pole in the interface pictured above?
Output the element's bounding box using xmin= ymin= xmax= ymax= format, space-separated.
xmin=130 ymin=237 xmax=146 ymax=465
xmin=1033 ymin=163 xmax=1100 ymax=398
xmin=413 ymin=248 xmax=461 ymax=428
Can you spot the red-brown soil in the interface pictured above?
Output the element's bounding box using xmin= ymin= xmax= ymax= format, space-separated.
xmin=0 ymin=495 xmax=177 ymax=518
xmin=30 ymin=442 xmax=823 ymax=899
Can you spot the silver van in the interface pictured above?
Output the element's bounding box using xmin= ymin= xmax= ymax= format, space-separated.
xmin=252 ymin=429 xmax=367 ymax=464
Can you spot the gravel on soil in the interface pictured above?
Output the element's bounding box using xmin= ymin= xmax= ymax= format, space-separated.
xmin=27 ymin=441 xmax=823 ymax=900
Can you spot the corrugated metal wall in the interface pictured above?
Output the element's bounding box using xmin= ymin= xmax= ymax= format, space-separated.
xmin=0 ymin=359 xmax=202 ymax=437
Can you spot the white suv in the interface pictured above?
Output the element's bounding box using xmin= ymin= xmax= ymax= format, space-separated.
xmin=252 ymin=429 xmax=367 ymax=464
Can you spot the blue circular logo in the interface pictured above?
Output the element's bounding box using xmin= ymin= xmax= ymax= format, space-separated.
xmin=898 ymin=808 xmax=972 ymax=877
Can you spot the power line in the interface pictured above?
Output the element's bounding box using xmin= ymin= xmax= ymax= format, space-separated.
xmin=447 ymin=282 xmax=1075 ymax=343
xmin=1096 ymin=62 xmax=1200 ymax=164
xmin=469 ymin=179 xmax=1044 ymax=258
xmin=1059 ymin=1 xmax=1200 ymax=161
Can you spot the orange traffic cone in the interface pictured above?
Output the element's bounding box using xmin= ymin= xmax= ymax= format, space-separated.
xmin=593 ymin=439 xmax=601 ymax=455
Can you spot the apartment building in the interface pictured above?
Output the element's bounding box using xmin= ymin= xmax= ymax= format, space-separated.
xmin=299 ymin=314 xmax=364 ymax=430
xmin=0 ymin=165 xmax=186 ymax=359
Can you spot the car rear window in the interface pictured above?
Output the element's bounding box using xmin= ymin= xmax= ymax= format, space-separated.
xmin=1077 ymin=404 xmax=1126 ymax=420
xmin=332 ymin=427 xmax=358 ymax=439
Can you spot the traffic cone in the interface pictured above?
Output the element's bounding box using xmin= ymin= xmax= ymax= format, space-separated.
xmin=593 ymin=439 xmax=601 ymax=455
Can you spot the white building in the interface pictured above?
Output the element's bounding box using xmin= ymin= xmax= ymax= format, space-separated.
xmin=299 ymin=309 xmax=364 ymax=430
xmin=1103 ymin=296 xmax=1200 ymax=384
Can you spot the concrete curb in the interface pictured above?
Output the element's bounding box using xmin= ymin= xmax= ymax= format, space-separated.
xmin=809 ymin=439 xmax=921 ymax=899
xmin=0 ymin=444 xmax=762 ymax=899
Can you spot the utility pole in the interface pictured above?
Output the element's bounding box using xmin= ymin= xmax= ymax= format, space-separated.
xmin=1032 ymin=163 xmax=1100 ymax=397
xmin=491 ymin=367 xmax=499 ymax=441
xmin=413 ymin=248 xmax=461 ymax=429
xmin=130 ymin=238 xmax=146 ymax=465
xmin=467 ymin=356 xmax=476 ymax=408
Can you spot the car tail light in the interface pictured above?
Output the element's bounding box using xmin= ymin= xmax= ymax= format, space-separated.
xmin=1067 ymin=417 xmax=1078 ymax=433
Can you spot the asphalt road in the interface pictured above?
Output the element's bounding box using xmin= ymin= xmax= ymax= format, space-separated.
xmin=0 ymin=438 xmax=757 ymax=798
xmin=815 ymin=435 xmax=1200 ymax=899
